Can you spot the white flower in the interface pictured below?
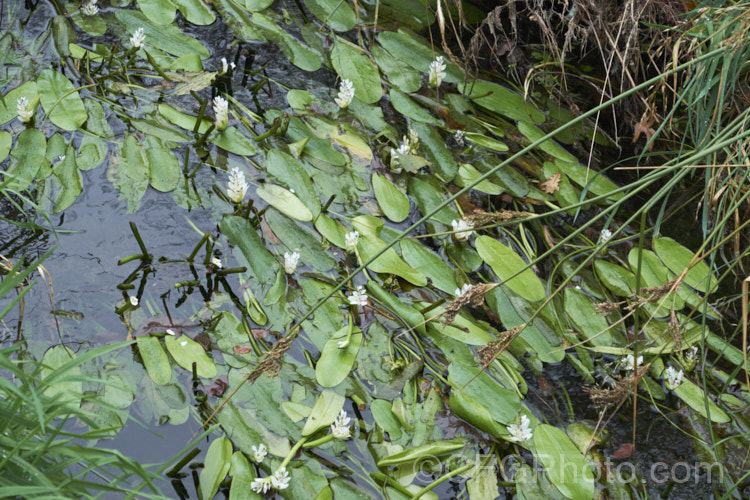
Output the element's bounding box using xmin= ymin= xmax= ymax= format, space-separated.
xmin=334 ymin=79 xmax=355 ymax=108
xmin=129 ymin=296 xmax=138 ymax=307
xmin=345 ymin=231 xmax=359 ymax=253
xmin=507 ymin=415 xmax=533 ymax=442
xmin=252 ymin=444 xmax=267 ymax=463
xmin=348 ymin=285 xmax=368 ymax=307
xmin=220 ymin=57 xmax=236 ymax=73
xmin=390 ymin=137 xmax=412 ymax=170
xmin=338 ymin=339 xmax=350 ymax=349
xmin=408 ymin=129 xmax=420 ymax=154
xmin=180 ymin=340 xmax=188 ymax=346
xmin=226 ymin=167 xmax=248 ymax=204
xmin=454 ymin=130 xmax=465 ymax=146
xmin=451 ymin=219 xmax=474 ymax=241
xmin=16 ymin=97 xmax=33 ymax=123
xmin=211 ymin=257 xmax=223 ymax=269
xmin=429 ymin=56 xmax=447 ymax=87
xmin=331 ymin=409 xmax=352 ymax=439
xmin=664 ymin=366 xmax=684 ymax=390
xmin=82 ymin=0 xmax=98 ymax=16
xmin=454 ymin=283 xmax=472 ymax=298
xmin=130 ymin=28 xmax=145 ymax=49
xmin=284 ymin=251 xmax=300 ymax=274
xmin=622 ymin=354 xmax=643 ymax=371
xmin=250 ymin=477 xmax=271 ymax=494
xmin=271 ymin=467 xmax=290 ymax=490
xmin=213 ymin=96 xmax=228 ymax=131
xmin=57 ymin=155 xmax=66 ymax=162
xmin=166 ymin=329 xmax=176 ymax=336
xmin=685 ymin=346 xmax=698 ymax=361
xmin=600 ymin=229 xmax=613 ymax=244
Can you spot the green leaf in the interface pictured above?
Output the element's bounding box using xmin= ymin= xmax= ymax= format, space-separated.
xmin=653 ymin=237 xmax=718 ymax=294
xmin=52 ymin=147 xmax=82 ymax=212
xmin=476 ymin=236 xmax=546 ymax=301
xmin=116 ymin=10 xmax=210 ymax=58
xmin=210 ymin=127 xmax=257 ymax=156
xmin=357 ymin=233 xmax=427 ymax=286
xmin=301 ymin=389 xmax=345 ymax=436
xmin=158 ymin=103 xmax=211 ymax=133
xmin=220 ymin=215 xmax=279 ymax=284
xmin=464 ymin=132 xmax=509 ymax=152
xmin=370 ymin=399 xmax=402 ymax=440
xmin=371 ymin=46 xmax=421 ymax=93
xmin=673 ymin=378 xmax=730 ymax=423
xmin=266 ymin=150 xmax=320 ymax=217
xmin=172 ymin=0 xmax=216 ymax=25
xmin=331 ymin=39 xmax=382 ymax=104
xmin=304 ymin=0 xmax=356 ymax=31
xmin=448 ymin=363 xmax=521 ymax=425
xmin=265 ymin=209 xmax=336 ymax=271
xmin=77 ymin=135 xmax=107 ymax=171
xmin=517 ymin=121 xmax=577 ymax=163
xmin=533 ymin=424 xmax=595 ymax=500
xmin=316 ymin=326 xmax=362 ymax=387
xmin=455 ymin=163 xmax=504 ymax=195
xmin=0 ymin=81 xmax=38 ymax=125
xmin=553 ymin=158 xmax=622 ymax=201
xmin=37 ymin=69 xmax=88 ymax=131
xmin=251 ymin=13 xmax=321 ymax=72
xmin=136 ymin=0 xmax=176 ymax=25
xmin=411 ymin=122 xmax=457 ymax=182
xmin=257 ymin=183 xmax=313 ymax=222
xmin=214 ymin=0 xmax=265 ymax=41
xmin=40 ymin=345 xmax=83 ymax=407
xmin=376 ymin=439 xmax=466 ymax=466
xmin=164 ymin=334 xmax=217 ymax=378
xmin=628 ymin=248 xmax=683 ymax=314
xmin=378 ymin=30 xmax=463 ymax=83
xmin=112 ymin=135 xmax=149 ymax=213
xmin=200 ymin=437 xmax=233 ymax=500
xmin=389 ymin=89 xmax=438 ymax=124
xmin=457 ymin=79 xmax=545 ymax=124
xmin=372 ymin=174 xmax=410 ymax=222
xmin=246 ymin=0 xmax=274 ymax=10
xmin=136 ymin=336 xmax=172 ymax=385
xmin=0 ymin=131 xmax=10 ymax=162
xmin=146 ymin=136 xmax=181 ymax=192
xmin=400 ymin=239 xmax=457 ymax=294
xmin=6 ymin=129 xmax=46 ymax=191
xmin=564 ymin=288 xmax=620 ymax=347
xmin=594 ymin=259 xmax=635 ymax=297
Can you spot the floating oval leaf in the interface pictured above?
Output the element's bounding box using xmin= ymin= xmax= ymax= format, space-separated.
xmin=220 ymin=215 xmax=278 ymax=284
xmin=372 ymin=174 xmax=410 ymax=222
xmin=137 ymin=336 xmax=172 ymax=385
xmin=457 ymin=79 xmax=545 ymax=124
xmin=476 ymin=236 xmax=546 ymax=301
xmin=331 ymin=40 xmax=382 ymax=104
xmin=533 ymin=424 xmax=595 ymax=500
xmin=305 ymin=0 xmax=356 ymax=31
xmin=37 ymin=69 xmax=88 ymax=131
xmin=301 ymin=389 xmax=345 ymax=436
xmin=200 ymin=437 xmax=233 ymax=500
xmin=376 ymin=439 xmax=466 ymax=466
xmin=316 ymin=327 xmax=363 ymax=387
xmin=165 ymin=334 xmax=217 ymax=378
xmin=257 ymin=183 xmax=313 ymax=222
xmin=653 ymin=237 xmax=718 ymax=294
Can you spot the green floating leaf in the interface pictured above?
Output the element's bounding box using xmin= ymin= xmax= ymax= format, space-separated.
xmin=564 ymin=288 xmax=620 ymax=347
xmin=200 ymin=437 xmax=233 ymax=500
xmin=316 ymin=326 xmax=363 ymax=387
xmin=594 ymin=259 xmax=635 ymax=297
xmin=251 ymin=12 xmax=321 ymax=72
xmin=52 ymin=147 xmax=82 ymax=212
xmin=172 ymin=0 xmax=216 ymax=25
xmin=214 ymin=0 xmax=266 ymax=42
xmin=164 ymin=334 xmax=217 ymax=378
xmin=137 ymin=336 xmax=172 ymax=385
xmin=455 ymin=163 xmax=504 ymax=195
xmin=0 ymin=81 xmax=38 ymax=125
xmin=112 ymin=135 xmax=149 ymax=213
xmin=116 ymin=10 xmax=210 ymax=58
xmin=400 ymin=238 xmax=457 ymax=294
xmin=77 ymin=135 xmax=108 ymax=171
xmin=220 ymin=215 xmax=279 ymax=284
xmin=371 ymin=46 xmax=421 ymax=93
xmin=246 ymin=0 xmax=274 ymax=10
xmin=370 ymin=399 xmax=402 ymax=440
xmin=457 ymin=80 xmax=545 ymax=124
xmin=653 ymin=237 xmax=718 ymax=294
xmin=37 ymin=69 xmax=88 ymax=131
xmin=301 ymin=389 xmax=345 ymax=436
xmin=146 ymin=136 xmax=181 ymax=192
xmin=517 ymin=121 xmax=577 ymax=163
xmin=52 ymin=15 xmax=74 ymax=56
xmin=40 ymin=345 xmax=82 ymax=407
xmin=265 ymin=209 xmax=335 ymax=271
xmin=464 ymin=132 xmax=509 ymax=152
xmin=136 ymin=0 xmax=176 ymax=25
xmin=378 ymin=30 xmax=463 ymax=83
xmin=673 ymin=378 xmax=730 ymax=423
xmin=476 ymin=236 xmax=546 ymax=302
xmin=331 ymin=39 xmax=382 ymax=104
xmin=376 ymin=439 xmax=466 ymax=466
xmin=305 ymin=0 xmax=356 ymax=31
xmin=411 ymin=122 xmax=457 ymax=182
xmin=257 ymin=183 xmax=313 ymax=222
xmin=533 ymin=424 xmax=595 ymax=500
xmin=373 ymin=174 xmax=410 ymax=222
xmin=448 ymin=363 xmax=521 ymax=426
xmin=210 ymin=127 xmax=257 ymax=156
xmin=0 ymin=131 xmax=11 ymax=162
xmin=553 ymin=158 xmax=622 ymax=201
xmin=266 ymin=149 xmax=320 ymax=217
xmin=6 ymin=128 xmax=46 ymax=191
xmin=628 ymin=248 xmax=683 ymax=315
xmin=389 ymin=89 xmax=438 ymax=124
xmin=158 ymin=103 xmax=211 ymax=133
xmin=357 ymin=234 xmax=427 ymax=286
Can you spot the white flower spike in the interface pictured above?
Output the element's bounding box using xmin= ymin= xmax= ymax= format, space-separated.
xmin=220 ymin=57 xmax=235 ymax=73
xmin=252 ymin=444 xmax=267 ymax=463
xmin=226 ymin=167 xmax=248 ymax=204
xmin=331 ymin=409 xmax=352 ymax=439
xmin=600 ymin=229 xmax=613 ymax=244
xmin=334 ymin=79 xmax=355 ymax=108
xmin=451 ymin=219 xmax=474 ymax=241
xmin=16 ymin=97 xmax=33 ymax=123
xmin=408 ymin=129 xmax=420 ymax=154
xmin=454 ymin=283 xmax=472 ymax=298
xmin=129 ymin=296 xmax=139 ymax=307
xmin=284 ymin=251 xmax=301 ymax=274
xmin=271 ymin=467 xmax=290 ymax=490
xmin=213 ymin=96 xmax=228 ymax=131
xmin=82 ymin=0 xmax=98 ymax=16
xmin=345 ymin=231 xmax=359 ymax=253
xmin=507 ymin=415 xmax=533 ymax=442
xmin=348 ymin=285 xmax=368 ymax=307
xmin=664 ymin=366 xmax=684 ymax=390
xmin=211 ymin=257 xmax=223 ymax=269
xmin=429 ymin=56 xmax=447 ymax=87
xmin=622 ymin=354 xmax=643 ymax=371
xmin=130 ymin=28 xmax=145 ymax=49
xmin=250 ymin=477 xmax=271 ymax=494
